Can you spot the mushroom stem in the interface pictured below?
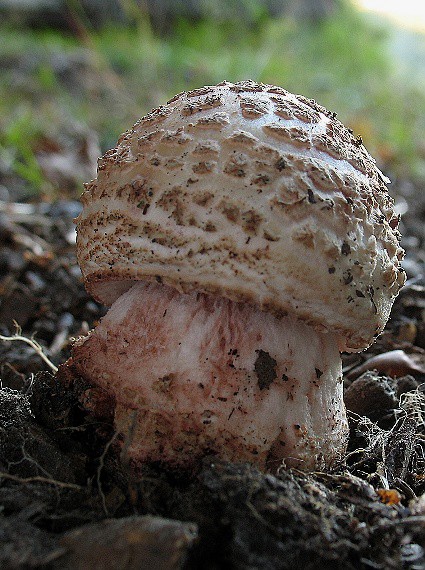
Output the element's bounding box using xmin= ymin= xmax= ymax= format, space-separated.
xmin=72 ymin=281 xmax=348 ymax=471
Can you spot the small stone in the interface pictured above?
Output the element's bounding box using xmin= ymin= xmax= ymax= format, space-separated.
xmin=24 ymin=270 xmax=46 ymax=293
xmin=344 ymin=371 xmax=398 ymax=421
xmin=54 ymin=516 xmax=197 ymax=570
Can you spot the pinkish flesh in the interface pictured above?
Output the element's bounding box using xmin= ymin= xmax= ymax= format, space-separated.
xmin=72 ymin=282 xmax=348 ymax=471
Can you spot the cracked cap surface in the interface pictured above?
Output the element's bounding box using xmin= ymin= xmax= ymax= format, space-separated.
xmin=76 ymin=80 xmax=405 ymax=351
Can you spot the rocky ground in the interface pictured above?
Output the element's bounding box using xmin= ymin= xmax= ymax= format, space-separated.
xmin=0 ymin=178 xmax=424 ymax=568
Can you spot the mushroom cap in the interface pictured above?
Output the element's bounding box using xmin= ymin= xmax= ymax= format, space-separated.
xmin=76 ymin=80 xmax=405 ymax=351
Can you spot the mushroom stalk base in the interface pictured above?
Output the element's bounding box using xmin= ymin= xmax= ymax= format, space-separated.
xmin=72 ymin=282 xmax=348 ymax=471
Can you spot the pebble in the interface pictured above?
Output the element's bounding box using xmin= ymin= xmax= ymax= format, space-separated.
xmin=54 ymin=516 xmax=198 ymax=570
xmin=24 ymin=270 xmax=46 ymax=293
xmin=344 ymin=371 xmax=398 ymax=421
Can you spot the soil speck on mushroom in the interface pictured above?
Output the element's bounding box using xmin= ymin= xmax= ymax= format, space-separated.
xmin=254 ymin=349 xmax=278 ymax=390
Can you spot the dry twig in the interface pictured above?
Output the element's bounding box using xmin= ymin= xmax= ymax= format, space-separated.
xmin=0 ymin=322 xmax=58 ymax=373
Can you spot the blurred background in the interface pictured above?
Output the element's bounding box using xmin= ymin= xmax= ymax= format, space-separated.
xmin=0 ymin=0 xmax=424 ymax=201
xmin=0 ymin=0 xmax=424 ymax=365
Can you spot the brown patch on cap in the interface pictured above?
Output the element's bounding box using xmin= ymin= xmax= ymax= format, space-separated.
xmin=240 ymin=97 xmax=269 ymax=119
xmin=181 ymin=95 xmax=223 ymax=116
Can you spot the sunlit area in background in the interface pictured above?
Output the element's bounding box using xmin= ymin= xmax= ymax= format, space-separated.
xmin=355 ymin=0 xmax=425 ymax=32
xmin=0 ymin=0 xmax=424 ymax=200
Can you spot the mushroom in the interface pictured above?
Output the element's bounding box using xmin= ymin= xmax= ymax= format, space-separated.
xmin=71 ymin=80 xmax=405 ymax=472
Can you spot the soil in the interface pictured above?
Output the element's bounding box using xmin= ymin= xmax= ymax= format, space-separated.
xmin=0 ymin=179 xmax=424 ymax=569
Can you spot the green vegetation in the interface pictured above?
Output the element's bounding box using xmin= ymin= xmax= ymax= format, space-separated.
xmin=1 ymin=1 xmax=424 ymax=198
